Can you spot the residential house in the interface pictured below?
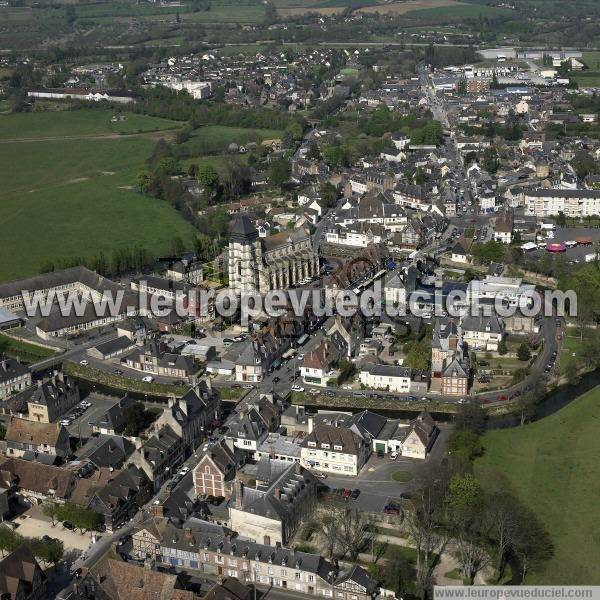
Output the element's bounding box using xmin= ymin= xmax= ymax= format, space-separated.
xmin=193 ymin=440 xmax=239 ymax=499
xmin=128 ymin=425 xmax=186 ymax=492
xmin=86 ymin=466 xmax=152 ymax=531
xmin=151 ymin=382 xmax=220 ymax=452
xmin=229 ymin=459 xmax=318 ymax=546
xmin=0 ymin=458 xmax=76 ymax=502
xmin=359 ymin=363 xmax=412 ymax=394
xmin=387 ymin=411 xmax=439 ymax=459
xmin=300 ymin=424 xmax=369 ymax=476
xmin=121 ymin=341 xmax=201 ymax=382
xmin=461 ymin=314 xmax=504 ymax=351
xmin=0 ymin=544 xmax=46 ymax=600
xmin=25 ymin=372 xmax=79 ymax=423
xmin=131 ymin=517 xmax=383 ymax=600
xmin=4 ymin=417 xmax=70 ymax=459
xmin=0 ymin=359 xmax=31 ymax=401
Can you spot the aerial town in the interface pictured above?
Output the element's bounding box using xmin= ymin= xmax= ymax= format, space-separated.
xmin=0 ymin=0 xmax=599 ymax=598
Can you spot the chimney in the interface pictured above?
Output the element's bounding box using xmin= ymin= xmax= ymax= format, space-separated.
xmin=151 ymin=502 xmax=164 ymax=518
xmin=274 ymin=487 xmax=281 ymax=499
xmin=449 ymin=334 xmax=457 ymax=351
xmin=234 ymin=478 xmax=243 ymax=509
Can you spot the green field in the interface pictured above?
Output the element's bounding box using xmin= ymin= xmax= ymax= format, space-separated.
xmin=0 ymin=109 xmax=181 ymax=140
xmin=179 ymin=125 xmax=283 ymax=156
xmin=572 ymin=72 xmax=600 ymax=88
xmin=0 ymin=110 xmax=196 ymax=282
xmin=476 ymin=387 xmax=600 ymax=584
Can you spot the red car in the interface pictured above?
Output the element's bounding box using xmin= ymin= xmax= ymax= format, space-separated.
xmin=498 ymin=395 xmax=508 ymax=402
xmin=342 ymin=488 xmax=352 ymax=499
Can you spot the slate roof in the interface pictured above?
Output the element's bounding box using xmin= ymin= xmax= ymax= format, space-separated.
xmin=0 ymin=359 xmax=29 ymax=385
xmin=0 ymin=544 xmax=46 ymax=600
xmin=301 ymin=424 xmax=364 ymax=455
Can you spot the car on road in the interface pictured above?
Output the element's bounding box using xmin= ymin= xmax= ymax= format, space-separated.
xmin=114 ymin=369 xmax=123 ymax=375
xmin=242 ymin=384 xmax=253 ymax=389
xmin=342 ymin=488 xmax=352 ymax=499
xmin=389 ymin=451 xmax=398 ymax=461
xmin=63 ymin=521 xmax=75 ymax=530
xmin=291 ymin=385 xmax=305 ymax=392
xmin=314 ymin=472 xmax=328 ymax=480
xmin=179 ymin=466 xmax=190 ymax=476
xmin=384 ymin=503 xmax=400 ymax=515
xmin=142 ymin=376 xmax=154 ymax=383
xmin=79 ymin=360 xmax=89 ymax=366
xmin=273 ymin=376 xmax=280 ymax=383
xmin=60 ymin=419 xmax=71 ymax=426
xmin=350 ymin=489 xmax=360 ymax=499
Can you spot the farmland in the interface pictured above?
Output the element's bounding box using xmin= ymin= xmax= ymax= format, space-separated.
xmin=0 ymin=109 xmax=196 ymax=282
xmin=476 ymin=387 xmax=600 ymax=584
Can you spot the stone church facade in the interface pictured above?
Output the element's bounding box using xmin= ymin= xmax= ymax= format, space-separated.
xmin=228 ymin=214 xmax=319 ymax=293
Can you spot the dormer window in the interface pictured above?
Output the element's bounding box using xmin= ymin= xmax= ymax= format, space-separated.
xmin=334 ymin=444 xmax=343 ymax=451
xmin=321 ymin=443 xmax=330 ymax=450
xmin=307 ymin=441 xmax=316 ymax=448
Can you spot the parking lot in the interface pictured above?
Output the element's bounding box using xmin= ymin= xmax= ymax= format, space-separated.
xmin=67 ymin=393 xmax=122 ymax=439
xmin=12 ymin=506 xmax=93 ymax=551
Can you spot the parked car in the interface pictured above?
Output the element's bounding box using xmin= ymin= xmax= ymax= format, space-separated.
xmin=79 ymin=360 xmax=89 ymax=366
xmin=142 ymin=376 xmax=154 ymax=383
xmin=63 ymin=521 xmax=75 ymax=530
xmin=291 ymin=385 xmax=305 ymax=392
xmin=350 ymin=489 xmax=361 ymax=499
xmin=389 ymin=451 xmax=398 ymax=461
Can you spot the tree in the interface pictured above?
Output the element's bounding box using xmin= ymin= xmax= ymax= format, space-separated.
xmin=320 ymin=182 xmax=339 ymax=208
xmin=268 ymin=157 xmax=291 ymax=190
xmin=55 ymin=502 xmax=102 ymax=533
xmin=337 ymin=508 xmax=374 ymax=562
xmin=497 ymin=338 xmax=508 ymax=355
xmin=136 ymin=171 xmax=151 ymax=194
xmin=482 ymin=146 xmax=499 ymax=174
xmin=43 ymin=502 xmax=61 ymax=527
xmin=517 ymin=342 xmax=531 ymax=362
xmin=0 ymin=527 xmax=23 ymax=557
xmin=121 ymin=402 xmax=155 ymax=436
xmin=511 ymin=506 xmax=554 ymax=582
xmin=406 ymin=462 xmax=450 ymax=596
xmin=197 ymin=164 xmax=219 ymax=188
xmin=454 ymin=401 xmax=486 ymax=433
xmin=447 ymin=429 xmax=483 ymax=461
xmin=316 ymin=504 xmax=343 ymax=559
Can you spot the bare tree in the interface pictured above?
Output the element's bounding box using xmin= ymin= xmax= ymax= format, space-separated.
xmin=338 ymin=508 xmax=375 ymax=562
xmin=454 ymin=532 xmax=492 ymax=585
xmin=316 ymin=504 xmax=343 ymax=559
xmin=406 ymin=463 xmax=451 ymax=597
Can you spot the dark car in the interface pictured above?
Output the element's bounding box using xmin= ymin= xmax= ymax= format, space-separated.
xmin=114 ymin=369 xmax=124 ymax=376
xmin=384 ymin=504 xmax=400 ymax=515
xmin=350 ymin=489 xmax=361 ymax=499
xmin=273 ymin=376 xmax=280 ymax=383
xmin=63 ymin=521 xmax=74 ymax=530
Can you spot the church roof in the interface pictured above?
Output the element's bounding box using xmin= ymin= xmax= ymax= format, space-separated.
xmin=229 ymin=214 xmax=258 ymax=242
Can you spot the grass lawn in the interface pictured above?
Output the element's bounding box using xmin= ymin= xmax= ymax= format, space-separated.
xmin=571 ymin=72 xmax=600 ymax=88
xmin=0 ymin=333 xmax=59 ymax=364
xmin=476 ymin=387 xmax=600 ymax=584
xmin=581 ymin=51 xmax=600 ymax=71
xmin=180 ymin=125 xmax=283 ymax=156
xmin=559 ymin=330 xmax=593 ymax=375
xmin=0 ymin=109 xmax=182 ymax=140
xmin=391 ymin=470 xmax=414 ymax=483
xmin=0 ymin=110 xmax=196 ymax=282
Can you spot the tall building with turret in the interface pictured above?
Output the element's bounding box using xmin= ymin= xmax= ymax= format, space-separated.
xmin=228 ymin=214 xmax=318 ymax=294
